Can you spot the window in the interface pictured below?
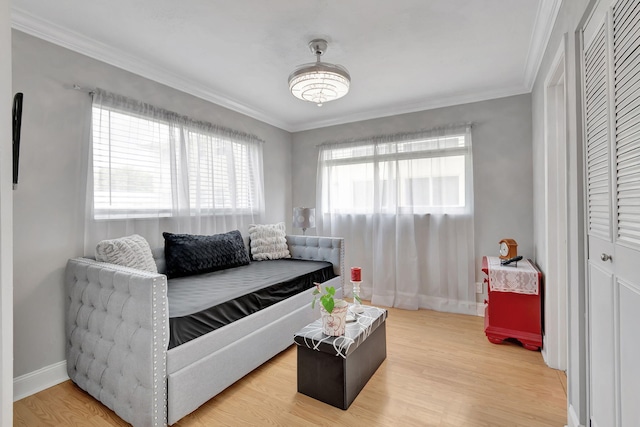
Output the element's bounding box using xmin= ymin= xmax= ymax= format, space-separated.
xmin=318 ymin=128 xmax=472 ymax=214
xmin=316 ymin=125 xmax=475 ymax=313
xmin=91 ymin=98 xmax=263 ymax=219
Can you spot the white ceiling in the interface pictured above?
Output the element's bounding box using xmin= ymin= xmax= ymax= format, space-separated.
xmin=10 ymin=0 xmax=560 ymax=132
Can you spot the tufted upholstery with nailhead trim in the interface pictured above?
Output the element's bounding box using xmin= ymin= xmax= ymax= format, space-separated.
xmin=286 ymin=235 xmax=344 ymax=288
xmin=65 ymin=235 xmax=344 ymax=427
xmin=66 ymin=259 xmax=168 ymax=427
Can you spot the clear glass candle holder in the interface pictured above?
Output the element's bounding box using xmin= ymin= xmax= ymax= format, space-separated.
xmin=351 ymin=280 xmax=364 ymax=313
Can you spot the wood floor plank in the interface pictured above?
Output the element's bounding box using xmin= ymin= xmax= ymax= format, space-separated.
xmin=14 ymin=306 xmax=566 ymax=426
xmin=558 ymin=370 xmax=568 ymax=396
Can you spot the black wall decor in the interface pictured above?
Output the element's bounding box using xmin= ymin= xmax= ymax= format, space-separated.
xmin=12 ymin=92 xmax=23 ymax=189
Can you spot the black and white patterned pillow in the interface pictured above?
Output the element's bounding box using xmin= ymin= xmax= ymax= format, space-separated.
xmin=163 ymin=230 xmax=250 ymax=279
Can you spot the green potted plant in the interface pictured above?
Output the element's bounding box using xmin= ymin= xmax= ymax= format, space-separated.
xmin=312 ymin=282 xmax=349 ymax=336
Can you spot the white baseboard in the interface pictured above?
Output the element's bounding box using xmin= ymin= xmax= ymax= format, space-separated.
xmin=476 ymin=302 xmax=485 ymax=317
xmin=541 ymin=334 xmax=549 ymax=365
xmin=14 ymin=360 xmax=69 ymax=401
xmin=567 ymin=403 xmax=583 ymax=427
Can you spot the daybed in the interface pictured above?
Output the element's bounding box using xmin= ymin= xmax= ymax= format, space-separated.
xmin=65 ymin=234 xmax=344 ymax=427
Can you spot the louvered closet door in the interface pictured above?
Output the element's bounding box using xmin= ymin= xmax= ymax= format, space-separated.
xmin=583 ymin=0 xmax=640 ymax=426
xmin=584 ymin=10 xmax=616 ymax=427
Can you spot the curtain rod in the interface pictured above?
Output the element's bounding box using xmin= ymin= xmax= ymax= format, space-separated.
xmin=69 ymin=84 xmax=266 ymax=144
xmin=70 ymin=84 xmax=95 ymax=95
xmin=315 ymin=122 xmax=473 ymax=147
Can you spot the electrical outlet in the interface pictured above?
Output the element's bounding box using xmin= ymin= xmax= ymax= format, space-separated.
xmin=475 ymin=282 xmax=483 ymax=294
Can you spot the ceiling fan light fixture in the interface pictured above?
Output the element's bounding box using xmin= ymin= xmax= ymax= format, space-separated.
xmin=288 ymin=39 xmax=350 ymax=107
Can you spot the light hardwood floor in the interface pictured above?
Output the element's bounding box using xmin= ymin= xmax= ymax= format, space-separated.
xmin=14 ymin=307 xmax=567 ymax=426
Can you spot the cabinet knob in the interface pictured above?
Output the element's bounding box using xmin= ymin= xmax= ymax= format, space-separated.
xmin=600 ymin=253 xmax=612 ymax=262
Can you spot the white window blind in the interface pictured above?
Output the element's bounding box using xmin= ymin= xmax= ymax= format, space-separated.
xmin=92 ymin=106 xmax=176 ymax=216
xmin=91 ymin=91 xmax=264 ymax=220
xmin=318 ymin=129 xmax=472 ymax=215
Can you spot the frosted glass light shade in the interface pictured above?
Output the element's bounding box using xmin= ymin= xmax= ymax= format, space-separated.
xmin=293 ymin=207 xmax=316 ymax=232
xmin=288 ymin=63 xmax=350 ymax=107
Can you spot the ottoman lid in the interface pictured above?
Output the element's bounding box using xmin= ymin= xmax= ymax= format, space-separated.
xmin=294 ymin=305 xmax=387 ymax=358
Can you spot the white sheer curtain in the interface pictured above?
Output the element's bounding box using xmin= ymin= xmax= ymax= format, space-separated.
xmin=316 ymin=124 xmax=476 ymax=314
xmin=84 ymin=89 xmax=265 ymax=253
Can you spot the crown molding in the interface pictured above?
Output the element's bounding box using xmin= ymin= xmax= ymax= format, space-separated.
xmin=12 ymin=5 xmax=547 ymax=134
xmin=10 ymin=7 xmax=292 ymax=131
xmin=523 ymin=0 xmax=562 ymax=90
xmin=289 ymin=84 xmax=531 ymax=133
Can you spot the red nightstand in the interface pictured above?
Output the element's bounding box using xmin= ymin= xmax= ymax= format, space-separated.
xmin=482 ymin=256 xmax=542 ymax=351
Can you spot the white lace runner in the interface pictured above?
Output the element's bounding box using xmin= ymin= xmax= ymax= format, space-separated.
xmin=294 ymin=305 xmax=387 ymax=359
xmin=487 ymin=256 xmax=539 ymax=295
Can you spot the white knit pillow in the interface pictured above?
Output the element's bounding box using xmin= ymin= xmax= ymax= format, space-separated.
xmin=95 ymin=234 xmax=158 ymax=273
xmin=248 ymin=223 xmax=291 ymax=261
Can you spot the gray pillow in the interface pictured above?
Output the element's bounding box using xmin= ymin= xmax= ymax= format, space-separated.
xmin=163 ymin=230 xmax=250 ymax=279
xmin=95 ymin=234 xmax=158 ymax=273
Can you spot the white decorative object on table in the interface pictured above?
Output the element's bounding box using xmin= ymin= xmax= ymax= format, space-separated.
xmin=320 ymin=300 xmax=348 ymax=336
xmin=312 ymin=282 xmax=348 ymax=336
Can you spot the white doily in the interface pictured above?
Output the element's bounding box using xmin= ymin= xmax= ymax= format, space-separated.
xmin=487 ymin=256 xmax=539 ymax=295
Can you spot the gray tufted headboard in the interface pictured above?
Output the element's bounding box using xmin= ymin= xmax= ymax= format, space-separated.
xmin=286 ymin=235 xmax=344 ymax=288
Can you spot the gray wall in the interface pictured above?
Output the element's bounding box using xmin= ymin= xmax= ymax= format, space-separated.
xmin=1 ymin=0 xmax=14 ymax=419
xmin=291 ymin=93 xmax=534 ymax=284
xmin=11 ymin=25 xmax=538 ymax=396
xmin=531 ymin=0 xmax=591 ymax=424
xmin=11 ymin=30 xmax=293 ymax=378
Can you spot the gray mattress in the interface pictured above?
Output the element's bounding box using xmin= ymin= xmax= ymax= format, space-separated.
xmin=166 ymin=259 xmax=336 ymax=348
xmin=167 ymin=259 xmax=332 ymax=317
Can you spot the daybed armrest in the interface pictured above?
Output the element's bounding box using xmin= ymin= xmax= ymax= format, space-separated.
xmin=66 ymin=258 xmax=169 ymax=427
xmin=286 ymin=235 xmax=345 ymax=288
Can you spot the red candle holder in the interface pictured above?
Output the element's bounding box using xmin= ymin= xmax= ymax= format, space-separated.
xmin=351 ymin=267 xmax=361 ymax=282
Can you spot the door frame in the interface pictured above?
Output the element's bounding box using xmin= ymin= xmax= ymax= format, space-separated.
xmin=542 ymin=38 xmax=569 ymax=371
xmin=0 ymin=0 xmax=14 ymax=423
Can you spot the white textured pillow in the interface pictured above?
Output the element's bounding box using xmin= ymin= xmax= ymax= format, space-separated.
xmin=248 ymin=223 xmax=291 ymax=261
xmin=95 ymin=234 xmax=158 ymax=273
